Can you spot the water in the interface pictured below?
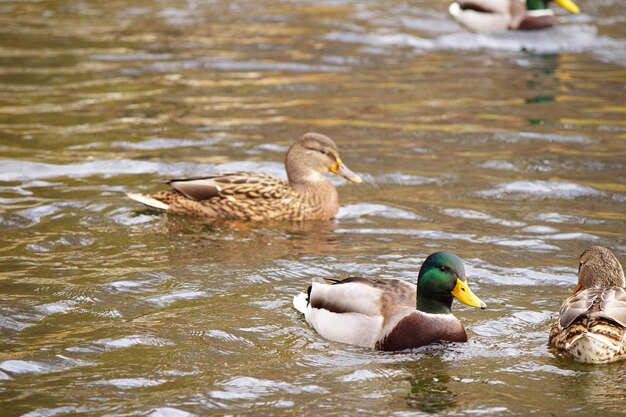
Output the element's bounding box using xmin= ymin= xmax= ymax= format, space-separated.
xmin=1 ymin=0 xmax=625 ymax=415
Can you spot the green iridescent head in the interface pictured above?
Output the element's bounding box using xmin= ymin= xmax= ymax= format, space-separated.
xmin=416 ymin=252 xmax=486 ymax=315
xmin=526 ymin=0 xmax=580 ymax=13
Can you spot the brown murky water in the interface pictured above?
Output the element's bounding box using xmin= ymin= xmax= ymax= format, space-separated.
xmin=1 ymin=0 xmax=625 ymax=416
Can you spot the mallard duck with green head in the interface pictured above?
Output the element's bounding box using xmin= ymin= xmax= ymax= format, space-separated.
xmin=449 ymin=0 xmax=580 ymax=33
xmin=127 ymin=133 xmax=362 ymax=221
xmin=293 ymin=252 xmax=486 ymax=351
xmin=549 ymin=246 xmax=626 ymax=364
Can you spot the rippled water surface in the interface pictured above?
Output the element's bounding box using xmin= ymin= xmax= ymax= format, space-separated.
xmin=1 ymin=0 xmax=625 ymax=416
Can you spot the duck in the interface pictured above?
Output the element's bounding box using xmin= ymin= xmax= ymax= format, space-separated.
xmin=293 ymin=252 xmax=486 ymax=351
xmin=549 ymin=246 xmax=626 ymax=364
xmin=126 ymin=132 xmax=362 ymax=221
xmin=448 ymin=0 xmax=580 ymax=33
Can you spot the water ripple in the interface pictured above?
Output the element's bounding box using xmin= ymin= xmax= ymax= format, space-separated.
xmin=144 ymin=290 xmax=207 ymax=306
xmin=442 ymin=208 xmax=525 ymax=227
xmin=0 ymin=159 xmax=204 ymax=181
xmin=149 ymin=407 xmax=195 ymax=417
xmin=477 ymin=180 xmax=604 ymax=199
xmin=339 ymin=204 xmax=425 ymax=220
xmin=326 ymin=22 xmax=626 ymax=65
xmin=94 ymin=378 xmax=166 ymax=389
xmin=209 ymin=376 xmax=327 ymax=401
xmin=96 ymin=335 xmax=173 ymax=350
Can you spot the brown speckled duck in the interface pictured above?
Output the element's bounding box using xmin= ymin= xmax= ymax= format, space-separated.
xmin=549 ymin=246 xmax=626 ymax=364
xmin=293 ymin=252 xmax=486 ymax=351
xmin=127 ymin=133 xmax=362 ymax=221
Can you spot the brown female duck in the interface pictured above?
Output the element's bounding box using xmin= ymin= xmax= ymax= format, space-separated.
xmin=549 ymin=246 xmax=626 ymax=363
xmin=127 ymin=133 xmax=362 ymax=221
xmin=293 ymin=252 xmax=486 ymax=351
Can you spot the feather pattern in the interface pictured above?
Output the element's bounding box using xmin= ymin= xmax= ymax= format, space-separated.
xmin=127 ymin=133 xmax=361 ymax=221
xmin=549 ymin=247 xmax=626 ymax=363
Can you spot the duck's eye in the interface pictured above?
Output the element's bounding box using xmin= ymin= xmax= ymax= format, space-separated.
xmin=439 ymin=266 xmax=448 ymax=273
xmin=319 ymin=149 xmax=329 ymax=156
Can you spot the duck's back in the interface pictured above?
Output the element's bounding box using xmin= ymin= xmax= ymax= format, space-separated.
xmin=152 ymin=171 xmax=339 ymax=221
xmin=549 ymin=287 xmax=626 ymax=363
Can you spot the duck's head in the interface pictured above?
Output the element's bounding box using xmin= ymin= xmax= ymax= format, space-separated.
xmin=574 ymin=246 xmax=625 ymax=294
xmin=527 ymin=0 xmax=580 ymax=13
xmin=416 ymin=252 xmax=486 ymax=315
xmin=285 ymin=132 xmax=362 ymax=185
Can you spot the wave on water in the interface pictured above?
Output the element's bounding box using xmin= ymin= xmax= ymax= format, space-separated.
xmin=0 ymin=159 xmax=286 ymax=182
xmin=149 ymin=407 xmax=195 ymax=417
xmin=111 ymin=137 xmax=223 ymax=150
xmin=0 ymin=355 xmax=94 ymax=376
xmin=93 ymin=378 xmax=166 ymax=389
xmin=128 ymin=57 xmax=351 ymax=76
xmin=209 ymin=376 xmax=327 ymax=402
xmin=338 ymin=203 xmax=425 ymax=220
xmin=477 ymin=180 xmax=604 ymax=199
xmin=96 ymin=335 xmax=173 ymax=350
xmin=442 ymin=208 xmax=525 ymax=227
xmin=466 ymin=262 xmax=576 ymax=286
xmin=326 ymin=21 xmax=626 ymax=66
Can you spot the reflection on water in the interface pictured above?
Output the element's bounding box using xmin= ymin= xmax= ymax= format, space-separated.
xmin=403 ymin=356 xmax=457 ymax=413
xmin=1 ymin=0 xmax=625 ymax=416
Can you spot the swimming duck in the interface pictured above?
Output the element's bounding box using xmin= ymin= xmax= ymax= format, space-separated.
xmin=293 ymin=252 xmax=486 ymax=351
xmin=127 ymin=133 xmax=362 ymax=221
xmin=549 ymin=246 xmax=626 ymax=364
xmin=448 ymin=0 xmax=580 ymax=33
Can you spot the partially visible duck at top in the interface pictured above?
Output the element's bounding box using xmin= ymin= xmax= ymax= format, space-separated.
xmin=449 ymin=0 xmax=580 ymax=33
xmin=549 ymin=246 xmax=626 ymax=364
xmin=126 ymin=132 xmax=362 ymax=221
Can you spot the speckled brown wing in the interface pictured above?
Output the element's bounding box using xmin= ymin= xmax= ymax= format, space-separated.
xmin=166 ymin=172 xmax=291 ymax=201
xmin=149 ymin=171 xmax=309 ymax=221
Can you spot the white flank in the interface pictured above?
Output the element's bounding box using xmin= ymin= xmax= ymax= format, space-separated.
xmin=448 ymin=2 xmax=509 ymax=33
xmin=306 ymin=308 xmax=381 ymax=348
xmin=126 ymin=193 xmax=169 ymax=210
xmin=526 ymin=9 xmax=554 ymax=17
xmin=293 ymin=293 xmax=308 ymax=314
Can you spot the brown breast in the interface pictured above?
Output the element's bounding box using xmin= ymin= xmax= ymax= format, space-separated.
xmin=376 ymin=311 xmax=467 ymax=351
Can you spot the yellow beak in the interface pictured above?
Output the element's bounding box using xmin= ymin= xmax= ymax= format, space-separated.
xmin=330 ymin=159 xmax=362 ymax=183
xmin=554 ymin=0 xmax=580 ymax=14
xmin=452 ymin=278 xmax=486 ymax=309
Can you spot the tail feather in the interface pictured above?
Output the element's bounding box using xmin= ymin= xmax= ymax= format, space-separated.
xmin=126 ymin=193 xmax=169 ymax=210
xmin=293 ymin=292 xmax=308 ymax=314
xmin=565 ymin=331 xmax=620 ymax=363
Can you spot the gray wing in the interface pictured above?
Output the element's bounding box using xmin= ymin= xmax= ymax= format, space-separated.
xmin=558 ymin=289 xmax=599 ymax=328
xmin=370 ymin=278 xmax=416 ymax=307
xmin=309 ymin=279 xmax=383 ymax=316
xmin=307 ymin=276 xmax=417 ymax=317
xmin=328 ymin=277 xmax=416 ymax=307
xmin=596 ymin=287 xmax=626 ymax=327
